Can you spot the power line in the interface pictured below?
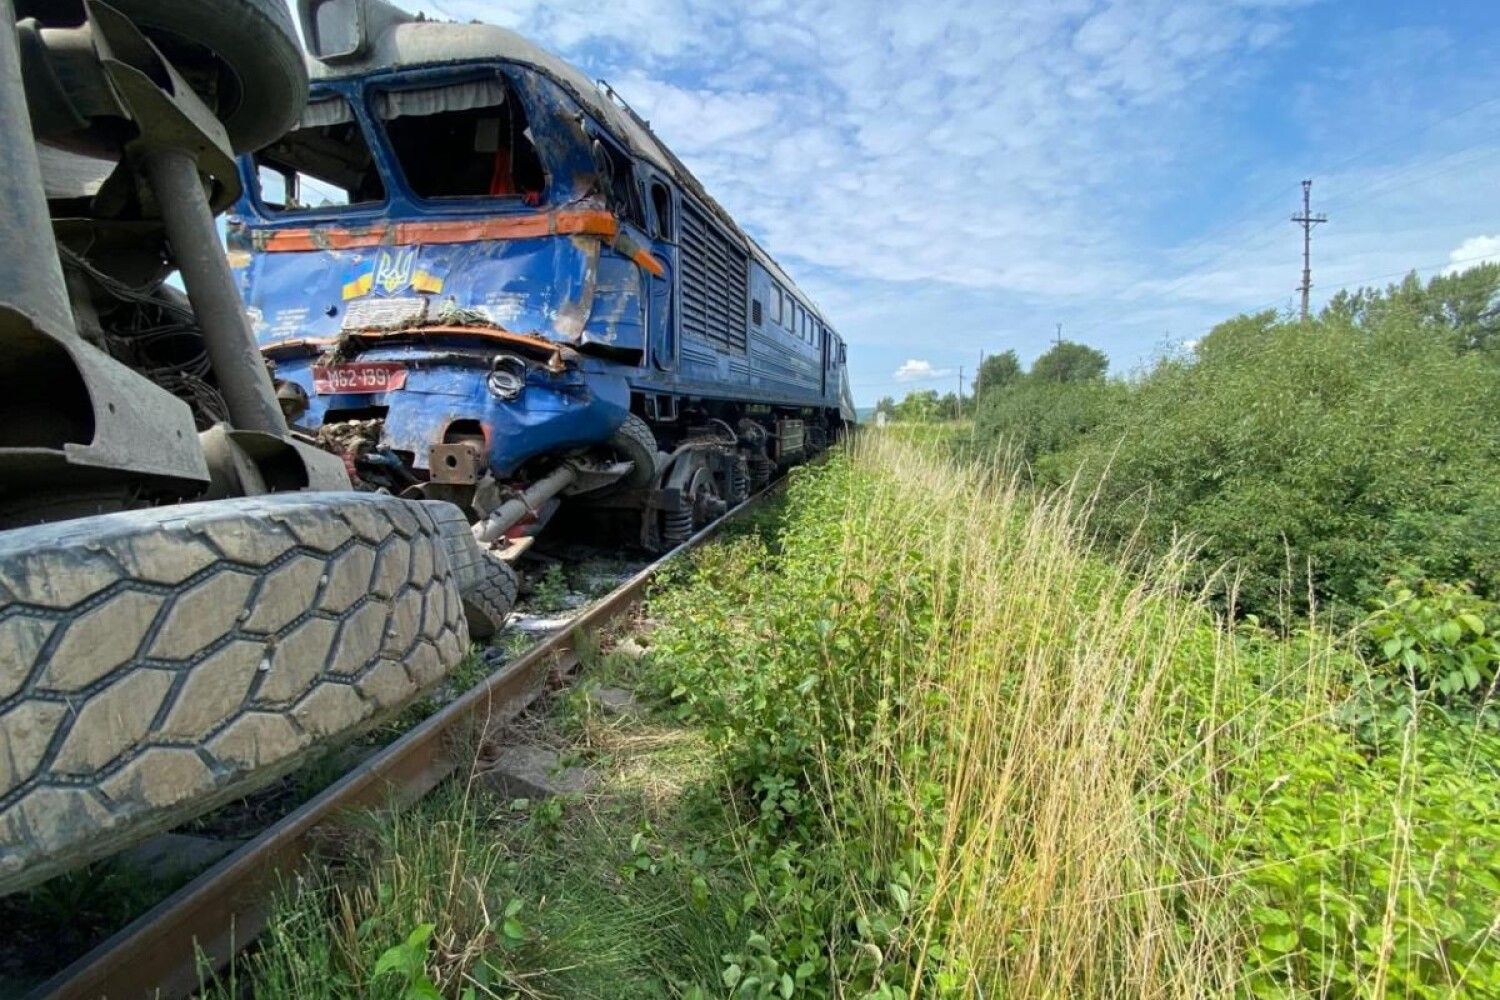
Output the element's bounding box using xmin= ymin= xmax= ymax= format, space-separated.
xmin=1291 ymin=179 xmax=1328 ymax=321
xmin=1311 ymin=137 xmax=1500 ymax=222
xmin=1158 ymin=95 xmax=1500 ymax=274
xmin=1183 ymin=248 xmax=1500 ymax=347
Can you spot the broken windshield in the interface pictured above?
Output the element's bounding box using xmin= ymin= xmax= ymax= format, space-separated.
xmin=374 ymin=74 xmax=546 ymax=204
xmin=253 ymin=95 xmax=385 ymax=212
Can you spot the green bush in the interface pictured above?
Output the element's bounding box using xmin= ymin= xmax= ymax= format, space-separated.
xmin=974 ymin=377 xmax=1128 ymax=466
xmin=1364 ymin=578 xmax=1500 ymax=699
xmin=1055 ymin=286 xmax=1500 ymax=624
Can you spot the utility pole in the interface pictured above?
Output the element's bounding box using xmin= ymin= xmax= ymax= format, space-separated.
xmin=1054 ymin=322 xmax=1064 ymax=347
xmin=1291 ymin=179 xmax=1327 ymax=322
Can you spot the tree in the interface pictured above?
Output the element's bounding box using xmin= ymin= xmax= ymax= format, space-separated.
xmin=874 ymin=396 xmax=896 ymax=417
xmin=1064 ymin=310 xmax=1500 ymax=624
xmin=975 ymin=378 xmax=1127 ymax=464
xmin=974 ymin=350 xmax=1021 ymax=397
xmin=938 ymin=391 xmax=959 ymax=419
xmin=892 ymin=389 xmax=940 ymax=422
xmin=1030 ymin=340 xmax=1108 ymax=383
xmin=1325 ymin=263 xmax=1500 ymax=355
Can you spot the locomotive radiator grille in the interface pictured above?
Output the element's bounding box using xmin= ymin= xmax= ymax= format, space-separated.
xmin=680 ymin=201 xmax=749 ymax=353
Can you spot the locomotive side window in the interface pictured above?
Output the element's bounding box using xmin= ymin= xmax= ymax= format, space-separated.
xmin=376 ymin=76 xmax=545 ymax=202
xmin=650 ymin=181 xmax=673 ymax=240
xmin=254 ymin=96 xmax=384 ymax=212
xmin=591 ymin=134 xmax=645 ymax=228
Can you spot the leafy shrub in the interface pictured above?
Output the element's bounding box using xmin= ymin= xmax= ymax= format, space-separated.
xmin=974 ymin=377 xmax=1127 ymax=466
xmin=1222 ymin=704 xmax=1500 ymax=998
xmin=1057 ymin=291 xmax=1500 ymax=624
xmin=1364 ymin=578 xmax=1500 ymax=699
xmin=645 ymin=440 xmax=1500 ymax=997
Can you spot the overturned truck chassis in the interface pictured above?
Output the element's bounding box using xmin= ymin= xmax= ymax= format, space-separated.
xmin=0 ymin=0 xmax=346 ymax=526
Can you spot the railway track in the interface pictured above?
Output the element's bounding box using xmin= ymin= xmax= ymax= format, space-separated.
xmin=26 ymin=486 xmax=777 ymax=1000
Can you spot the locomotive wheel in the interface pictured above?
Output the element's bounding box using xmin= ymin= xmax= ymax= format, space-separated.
xmin=462 ymin=552 xmax=519 ymax=641
xmin=686 ymin=465 xmax=725 ymax=528
xmin=0 ymin=492 xmax=471 ymax=896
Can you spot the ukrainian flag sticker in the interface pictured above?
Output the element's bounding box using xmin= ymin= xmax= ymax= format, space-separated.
xmin=342 ymin=258 xmax=376 ymax=300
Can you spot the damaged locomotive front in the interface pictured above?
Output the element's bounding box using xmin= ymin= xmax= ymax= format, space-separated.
xmin=230 ymin=0 xmax=853 ymax=625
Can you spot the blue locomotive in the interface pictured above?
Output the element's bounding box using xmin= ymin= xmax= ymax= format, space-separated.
xmin=227 ymin=0 xmax=852 ymax=610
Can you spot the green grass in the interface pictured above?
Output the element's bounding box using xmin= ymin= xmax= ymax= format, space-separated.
xmin=641 ymin=436 xmax=1500 ymax=998
xmin=204 ymin=438 xmax=1500 ymax=998
xmin=200 ymin=642 xmax=753 ymax=1000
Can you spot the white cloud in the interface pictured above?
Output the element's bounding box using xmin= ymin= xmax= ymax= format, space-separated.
xmin=1447 ymin=235 xmax=1500 ymax=273
xmin=893 ymin=359 xmax=954 ymax=382
xmin=389 ymin=0 xmax=1500 ymax=402
xmin=406 ymin=0 xmax=1314 ymax=297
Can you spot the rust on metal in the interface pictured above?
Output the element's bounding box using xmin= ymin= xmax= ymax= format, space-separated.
xmin=428 ymin=441 xmax=485 ymax=485
xmin=262 ymin=326 xmax=571 ymax=369
xmin=252 ymin=208 xmax=665 ymax=279
xmin=31 ymin=486 xmax=775 ymax=1000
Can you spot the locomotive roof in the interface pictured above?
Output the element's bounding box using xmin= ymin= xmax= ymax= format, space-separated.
xmin=304 ymin=2 xmax=833 ymax=332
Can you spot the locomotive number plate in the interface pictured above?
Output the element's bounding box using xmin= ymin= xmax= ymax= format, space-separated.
xmin=312 ymin=363 xmax=408 ymax=394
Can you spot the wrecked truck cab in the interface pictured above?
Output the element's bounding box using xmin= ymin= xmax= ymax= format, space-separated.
xmin=227 ymin=55 xmax=657 ymax=482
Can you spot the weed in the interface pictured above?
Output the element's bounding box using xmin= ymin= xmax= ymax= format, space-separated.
xmin=530 ymin=563 xmax=569 ymax=611
xmin=642 ymin=436 xmax=1500 ymax=998
xmin=1365 ymin=577 xmax=1499 ymax=699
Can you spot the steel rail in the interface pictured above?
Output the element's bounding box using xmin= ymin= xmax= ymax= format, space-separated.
xmin=31 ymin=486 xmax=777 ymax=1000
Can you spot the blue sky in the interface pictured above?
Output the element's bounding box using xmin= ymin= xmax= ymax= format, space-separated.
xmin=398 ymin=0 xmax=1500 ymax=405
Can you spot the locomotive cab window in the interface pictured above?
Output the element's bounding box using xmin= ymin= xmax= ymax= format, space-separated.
xmin=376 ymin=76 xmax=545 ymax=202
xmin=254 ymin=95 xmax=384 ymax=211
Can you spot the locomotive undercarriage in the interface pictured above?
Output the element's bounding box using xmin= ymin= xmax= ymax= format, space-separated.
xmin=310 ymin=398 xmax=829 ymax=558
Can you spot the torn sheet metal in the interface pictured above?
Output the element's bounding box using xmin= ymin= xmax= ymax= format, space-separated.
xmin=236 ymin=228 xmax=645 ymax=354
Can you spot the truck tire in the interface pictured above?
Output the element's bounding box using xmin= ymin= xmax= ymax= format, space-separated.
xmin=104 ymin=0 xmax=308 ymax=153
xmin=608 ymin=414 xmax=661 ymax=492
xmin=462 ymin=553 xmax=519 ymax=641
xmin=0 ymin=492 xmax=470 ymax=896
xmin=423 ymin=499 xmax=486 ymax=595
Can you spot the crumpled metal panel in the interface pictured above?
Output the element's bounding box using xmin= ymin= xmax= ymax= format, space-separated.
xmin=236 ymin=234 xmax=645 ymax=354
xmin=274 ymin=347 xmax=631 ymax=477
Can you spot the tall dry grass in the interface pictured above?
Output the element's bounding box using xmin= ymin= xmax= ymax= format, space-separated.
xmin=807 ymin=433 xmax=1446 ymax=998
